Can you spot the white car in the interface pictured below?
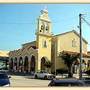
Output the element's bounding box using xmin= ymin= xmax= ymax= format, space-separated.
xmin=34 ymin=71 xmax=55 ymax=80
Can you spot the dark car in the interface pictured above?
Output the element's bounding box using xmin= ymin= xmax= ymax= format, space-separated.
xmin=0 ymin=73 xmax=11 ymax=87
xmin=81 ymin=77 xmax=90 ymax=86
xmin=48 ymin=79 xmax=85 ymax=87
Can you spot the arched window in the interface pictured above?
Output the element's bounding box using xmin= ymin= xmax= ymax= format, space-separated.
xmin=72 ymin=39 xmax=77 ymax=47
xmin=41 ymin=25 xmax=45 ymax=30
xmin=19 ymin=57 xmax=23 ymax=66
xmin=46 ymin=26 xmax=49 ymax=30
xmin=45 ymin=23 xmax=49 ymax=32
xmin=14 ymin=57 xmax=17 ymax=66
xmin=30 ymin=56 xmax=36 ymax=72
xmin=24 ymin=56 xmax=29 ymax=72
xmin=42 ymin=40 xmax=47 ymax=48
xmin=40 ymin=22 xmax=45 ymax=32
xmin=10 ymin=58 xmax=13 ymax=69
xmin=44 ymin=40 xmax=47 ymax=47
xmin=41 ymin=57 xmax=46 ymax=71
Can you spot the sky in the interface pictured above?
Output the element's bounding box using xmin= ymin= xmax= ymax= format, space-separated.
xmin=0 ymin=4 xmax=90 ymax=51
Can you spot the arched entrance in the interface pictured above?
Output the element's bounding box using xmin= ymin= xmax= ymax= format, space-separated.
xmin=41 ymin=57 xmax=46 ymax=71
xmin=10 ymin=58 xmax=13 ymax=71
xmin=73 ymin=59 xmax=80 ymax=74
xmin=82 ymin=59 xmax=87 ymax=72
xmin=14 ymin=57 xmax=17 ymax=71
xmin=24 ymin=56 xmax=28 ymax=72
xmin=30 ymin=55 xmax=36 ymax=72
xmin=19 ymin=57 xmax=23 ymax=72
xmin=87 ymin=60 xmax=90 ymax=70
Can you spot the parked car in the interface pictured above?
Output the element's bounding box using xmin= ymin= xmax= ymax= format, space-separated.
xmin=48 ymin=79 xmax=85 ymax=87
xmin=81 ymin=77 xmax=90 ymax=86
xmin=34 ymin=71 xmax=55 ymax=80
xmin=56 ymin=74 xmax=68 ymax=79
xmin=0 ymin=69 xmax=9 ymax=73
xmin=0 ymin=73 xmax=11 ymax=87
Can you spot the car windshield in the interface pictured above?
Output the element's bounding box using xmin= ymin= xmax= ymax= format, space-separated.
xmin=38 ymin=71 xmax=47 ymax=73
xmin=42 ymin=71 xmax=47 ymax=73
xmin=0 ymin=74 xmax=8 ymax=79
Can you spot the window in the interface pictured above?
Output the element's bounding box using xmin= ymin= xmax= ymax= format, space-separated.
xmin=40 ymin=22 xmax=45 ymax=32
xmin=44 ymin=41 xmax=47 ymax=47
xmin=46 ymin=24 xmax=49 ymax=32
xmin=0 ymin=74 xmax=8 ymax=79
xmin=41 ymin=25 xmax=45 ymax=30
xmin=72 ymin=39 xmax=77 ymax=47
xmin=42 ymin=40 xmax=47 ymax=48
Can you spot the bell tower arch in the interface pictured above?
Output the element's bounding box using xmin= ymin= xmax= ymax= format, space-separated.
xmin=36 ymin=8 xmax=52 ymax=71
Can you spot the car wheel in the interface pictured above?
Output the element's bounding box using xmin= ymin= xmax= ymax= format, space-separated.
xmin=35 ymin=75 xmax=37 ymax=79
xmin=53 ymin=76 xmax=55 ymax=79
xmin=44 ymin=76 xmax=47 ymax=80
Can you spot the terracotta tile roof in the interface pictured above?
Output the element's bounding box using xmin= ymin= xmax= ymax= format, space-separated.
xmin=22 ymin=41 xmax=36 ymax=46
xmin=27 ymin=46 xmax=37 ymax=50
xmin=61 ymin=50 xmax=90 ymax=58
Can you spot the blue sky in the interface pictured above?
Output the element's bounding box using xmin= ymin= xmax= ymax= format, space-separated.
xmin=0 ymin=4 xmax=90 ymax=51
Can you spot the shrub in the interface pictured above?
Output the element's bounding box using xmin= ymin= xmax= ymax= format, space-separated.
xmin=56 ymin=69 xmax=68 ymax=74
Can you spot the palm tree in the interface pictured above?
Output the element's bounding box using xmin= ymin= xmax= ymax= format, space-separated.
xmin=60 ymin=51 xmax=79 ymax=78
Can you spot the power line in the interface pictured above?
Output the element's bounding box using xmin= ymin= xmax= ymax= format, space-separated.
xmin=82 ymin=17 xmax=90 ymax=27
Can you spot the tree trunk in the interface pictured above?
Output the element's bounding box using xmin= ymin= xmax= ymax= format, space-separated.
xmin=68 ymin=65 xmax=73 ymax=78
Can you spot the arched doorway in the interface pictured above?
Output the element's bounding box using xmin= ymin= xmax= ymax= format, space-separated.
xmin=10 ymin=58 xmax=13 ymax=71
xmin=73 ymin=59 xmax=80 ymax=74
xmin=82 ymin=59 xmax=87 ymax=72
xmin=41 ymin=57 xmax=46 ymax=71
xmin=19 ymin=57 xmax=23 ymax=72
xmin=87 ymin=60 xmax=90 ymax=70
xmin=30 ymin=55 xmax=36 ymax=72
xmin=24 ymin=56 xmax=28 ymax=72
xmin=14 ymin=57 xmax=17 ymax=71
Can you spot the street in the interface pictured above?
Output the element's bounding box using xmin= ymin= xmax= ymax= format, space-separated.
xmin=10 ymin=75 xmax=51 ymax=87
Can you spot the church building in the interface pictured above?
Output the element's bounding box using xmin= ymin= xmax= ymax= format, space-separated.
xmin=9 ymin=8 xmax=90 ymax=74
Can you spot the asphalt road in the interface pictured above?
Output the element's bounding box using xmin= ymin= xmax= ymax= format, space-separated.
xmin=10 ymin=75 xmax=51 ymax=87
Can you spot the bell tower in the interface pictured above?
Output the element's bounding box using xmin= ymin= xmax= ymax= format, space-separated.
xmin=36 ymin=8 xmax=52 ymax=71
xmin=36 ymin=8 xmax=52 ymax=35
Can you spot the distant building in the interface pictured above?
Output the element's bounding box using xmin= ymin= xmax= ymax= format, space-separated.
xmin=9 ymin=8 xmax=90 ymax=74
xmin=0 ymin=51 xmax=9 ymax=69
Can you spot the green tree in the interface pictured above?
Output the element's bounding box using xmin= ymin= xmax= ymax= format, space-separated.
xmin=60 ymin=51 xmax=79 ymax=78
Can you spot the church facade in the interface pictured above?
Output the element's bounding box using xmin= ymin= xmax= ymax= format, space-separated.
xmin=9 ymin=8 xmax=90 ymax=74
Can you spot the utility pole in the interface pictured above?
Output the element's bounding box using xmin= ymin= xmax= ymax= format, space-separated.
xmin=79 ymin=13 xmax=83 ymax=80
xmin=54 ymin=37 xmax=57 ymax=77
